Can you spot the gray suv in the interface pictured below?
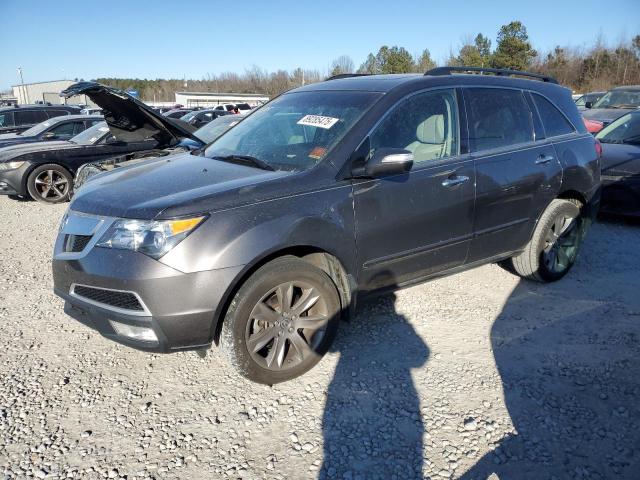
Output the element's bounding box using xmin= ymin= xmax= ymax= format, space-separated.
xmin=53 ymin=68 xmax=601 ymax=384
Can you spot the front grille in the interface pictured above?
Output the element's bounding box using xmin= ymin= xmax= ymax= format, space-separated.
xmin=73 ymin=285 xmax=144 ymax=312
xmin=65 ymin=234 xmax=92 ymax=252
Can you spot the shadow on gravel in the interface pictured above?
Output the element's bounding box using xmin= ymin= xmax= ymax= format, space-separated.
xmin=460 ymin=273 xmax=640 ymax=480
xmin=320 ymin=291 xmax=429 ymax=480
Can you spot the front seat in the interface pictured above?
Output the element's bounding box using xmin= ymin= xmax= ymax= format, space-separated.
xmin=406 ymin=114 xmax=445 ymax=162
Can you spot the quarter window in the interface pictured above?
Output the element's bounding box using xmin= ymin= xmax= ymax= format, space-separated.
xmin=370 ymin=89 xmax=459 ymax=164
xmin=532 ymin=94 xmax=574 ymax=137
xmin=465 ymin=88 xmax=534 ymax=151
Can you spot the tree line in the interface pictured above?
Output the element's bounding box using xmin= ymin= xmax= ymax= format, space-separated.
xmin=95 ymin=21 xmax=640 ymax=101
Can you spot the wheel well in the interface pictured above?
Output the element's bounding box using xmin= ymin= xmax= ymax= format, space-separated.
xmin=212 ymin=246 xmax=353 ymax=345
xmin=557 ymin=190 xmax=585 ymax=207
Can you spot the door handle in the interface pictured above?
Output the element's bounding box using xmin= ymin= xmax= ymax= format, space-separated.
xmin=441 ymin=175 xmax=469 ymax=187
xmin=535 ymin=154 xmax=554 ymax=165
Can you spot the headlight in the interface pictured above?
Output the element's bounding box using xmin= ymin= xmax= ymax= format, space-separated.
xmin=96 ymin=216 xmax=206 ymax=259
xmin=0 ymin=161 xmax=25 ymax=170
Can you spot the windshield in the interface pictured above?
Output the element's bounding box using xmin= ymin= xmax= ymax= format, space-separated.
xmin=593 ymin=90 xmax=640 ymax=109
xmin=181 ymin=111 xmax=198 ymax=122
xmin=70 ymin=121 xmax=109 ymax=145
xmin=19 ymin=119 xmax=54 ymax=136
xmin=596 ymin=113 xmax=640 ymax=144
xmin=204 ymin=91 xmax=381 ymax=171
xmin=194 ymin=116 xmax=240 ymax=144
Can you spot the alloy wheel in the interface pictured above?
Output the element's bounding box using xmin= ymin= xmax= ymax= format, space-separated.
xmin=542 ymin=213 xmax=580 ymax=274
xmin=34 ymin=169 xmax=69 ymax=201
xmin=245 ymin=281 xmax=330 ymax=371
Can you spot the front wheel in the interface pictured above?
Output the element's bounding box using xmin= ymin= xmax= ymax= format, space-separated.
xmin=26 ymin=164 xmax=73 ymax=204
xmin=508 ymin=199 xmax=588 ymax=282
xmin=220 ymin=257 xmax=341 ymax=384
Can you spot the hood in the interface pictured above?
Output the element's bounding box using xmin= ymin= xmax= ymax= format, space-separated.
xmin=70 ymin=152 xmax=291 ymax=219
xmin=0 ymin=140 xmax=77 ymax=161
xmin=582 ymin=108 xmax=636 ymax=124
xmin=0 ymin=133 xmax=21 ymax=141
xmin=60 ymin=82 xmax=204 ymax=148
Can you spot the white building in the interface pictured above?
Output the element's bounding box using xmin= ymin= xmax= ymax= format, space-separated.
xmin=11 ymin=80 xmax=94 ymax=106
xmin=174 ymin=91 xmax=269 ymax=108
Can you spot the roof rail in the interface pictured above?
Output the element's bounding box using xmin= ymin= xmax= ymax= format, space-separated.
xmin=425 ymin=66 xmax=558 ymax=84
xmin=326 ymin=73 xmax=371 ymax=81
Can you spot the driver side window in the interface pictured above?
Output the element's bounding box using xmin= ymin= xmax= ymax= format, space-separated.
xmin=370 ymin=89 xmax=459 ymax=164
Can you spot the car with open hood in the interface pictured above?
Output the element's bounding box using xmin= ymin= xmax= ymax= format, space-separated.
xmin=0 ymin=114 xmax=103 ymax=149
xmin=582 ymin=85 xmax=640 ymax=127
xmin=53 ymin=67 xmax=601 ymax=384
xmin=0 ymin=82 xmax=204 ymax=203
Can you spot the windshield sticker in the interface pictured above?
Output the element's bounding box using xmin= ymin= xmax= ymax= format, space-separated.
xmin=308 ymin=146 xmax=327 ymax=160
xmin=297 ymin=115 xmax=339 ymax=129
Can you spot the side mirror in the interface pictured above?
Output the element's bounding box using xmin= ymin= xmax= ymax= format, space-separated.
xmin=42 ymin=132 xmax=57 ymax=139
xmin=364 ymin=148 xmax=414 ymax=177
xmin=585 ymin=101 xmax=593 ymax=109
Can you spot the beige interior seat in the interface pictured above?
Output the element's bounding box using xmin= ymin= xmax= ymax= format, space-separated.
xmin=405 ymin=114 xmax=446 ymax=162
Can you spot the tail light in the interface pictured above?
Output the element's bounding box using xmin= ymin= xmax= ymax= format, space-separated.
xmin=594 ymin=138 xmax=603 ymax=158
xmin=583 ymin=117 xmax=604 ymax=134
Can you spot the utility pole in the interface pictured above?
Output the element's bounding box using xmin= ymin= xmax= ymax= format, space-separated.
xmin=17 ymin=67 xmax=28 ymax=104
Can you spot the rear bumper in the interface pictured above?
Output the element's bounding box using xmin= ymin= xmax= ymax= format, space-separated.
xmin=52 ymin=248 xmax=244 ymax=353
xmin=599 ymin=174 xmax=640 ymax=217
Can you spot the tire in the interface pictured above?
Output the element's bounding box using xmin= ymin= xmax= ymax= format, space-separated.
xmin=508 ymin=199 xmax=587 ymax=282
xmin=26 ymin=164 xmax=73 ymax=204
xmin=220 ymin=256 xmax=341 ymax=384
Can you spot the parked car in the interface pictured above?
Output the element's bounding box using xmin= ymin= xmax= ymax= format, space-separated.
xmin=52 ymin=67 xmax=600 ymax=384
xmin=212 ymin=103 xmax=237 ymax=113
xmin=163 ymin=108 xmax=194 ymax=119
xmin=0 ymin=81 xmax=203 ymax=203
xmin=180 ymin=109 xmax=231 ymax=128
xmin=582 ymin=85 xmax=640 ymax=126
xmin=74 ymin=110 xmax=241 ymax=191
xmin=0 ymin=115 xmax=103 ymax=149
xmin=235 ymin=103 xmax=253 ymax=115
xmin=80 ymin=107 xmax=103 ymax=115
xmin=0 ymin=104 xmax=81 ymax=134
xmin=595 ymin=111 xmax=640 ymax=217
xmin=574 ymin=91 xmax=605 ymax=111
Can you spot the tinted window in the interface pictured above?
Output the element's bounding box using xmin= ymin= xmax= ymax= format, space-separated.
xmin=466 ymin=88 xmax=533 ymax=151
xmin=15 ymin=110 xmax=48 ymax=126
xmin=0 ymin=111 xmax=15 ymax=127
xmin=596 ymin=113 xmax=640 ymax=145
xmin=46 ymin=109 xmax=70 ymax=119
xmin=533 ymin=94 xmax=574 ymax=137
xmin=50 ymin=121 xmax=78 ymax=136
xmin=370 ymin=89 xmax=459 ymax=164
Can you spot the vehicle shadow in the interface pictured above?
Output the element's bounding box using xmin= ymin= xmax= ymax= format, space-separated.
xmin=460 ymin=266 xmax=640 ymax=479
xmin=320 ymin=290 xmax=429 ymax=480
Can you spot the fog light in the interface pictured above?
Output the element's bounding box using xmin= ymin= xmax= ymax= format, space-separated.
xmin=109 ymin=320 xmax=158 ymax=343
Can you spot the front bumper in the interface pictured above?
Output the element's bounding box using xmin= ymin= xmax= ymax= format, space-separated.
xmin=600 ymin=174 xmax=640 ymax=217
xmin=0 ymin=162 xmax=30 ymax=196
xmin=52 ymin=215 xmax=244 ymax=352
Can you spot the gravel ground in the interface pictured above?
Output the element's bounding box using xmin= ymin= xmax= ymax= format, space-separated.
xmin=0 ymin=196 xmax=639 ymax=480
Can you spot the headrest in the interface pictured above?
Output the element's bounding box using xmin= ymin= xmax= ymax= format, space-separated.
xmin=416 ymin=115 xmax=444 ymax=144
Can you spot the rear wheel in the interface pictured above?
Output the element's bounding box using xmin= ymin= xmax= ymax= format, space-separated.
xmin=26 ymin=164 xmax=73 ymax=204
xmin=220 ymin=257 xmax=340 ymax=384
xmin=508 ymin=199 xmax=587 ymax=282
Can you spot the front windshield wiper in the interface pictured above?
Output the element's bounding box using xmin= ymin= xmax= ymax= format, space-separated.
xmin=211 ymin=154 xmax=275 ymax=171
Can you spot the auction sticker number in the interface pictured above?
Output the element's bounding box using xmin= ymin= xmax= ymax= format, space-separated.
xmin=297 ymin=115 xmax=339 ymax=129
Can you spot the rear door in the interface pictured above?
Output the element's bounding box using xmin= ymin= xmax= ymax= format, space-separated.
xmin=463 ymin=87 xmax=561 ymax=262
xmin=354 ymin=88 xmax=476 ymax=291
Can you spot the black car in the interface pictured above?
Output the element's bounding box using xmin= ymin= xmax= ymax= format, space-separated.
xmin=582 ymin=85 xmax=640 ymax=126
xmin=180 ymin=109 xmax=232 ymax=128
xmin=0 ymin=82 xmax=203 ymax=203
xmin=596 ymin=111 xmax=640 ymax=216
xmin=574 ymin=91 xmax=605 ymax=111
xmin=53 ymin=67 xmax=600 ymax=384
xmin=0 ymin=104 xmax=81 ymax=134
xmin=163 ymin=108 xmax=194 ymax=119
xmin=0 ymin=114 xmax=103 ymax=149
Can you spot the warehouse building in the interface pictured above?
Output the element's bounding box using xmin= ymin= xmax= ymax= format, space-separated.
xmin=174 ymin=91 xmax=269 ymax=108
xmin=12 ymin=80 xmax=94 ymax=106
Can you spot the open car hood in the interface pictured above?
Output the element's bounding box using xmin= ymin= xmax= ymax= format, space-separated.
xmin=60 ymin=82 xmax=204 ymax=148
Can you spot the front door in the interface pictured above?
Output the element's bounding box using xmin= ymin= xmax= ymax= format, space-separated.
xmin=353 ymin=88 xmax=476 ymax=292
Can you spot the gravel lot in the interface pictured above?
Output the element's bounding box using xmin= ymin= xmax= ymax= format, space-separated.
xmin=0 ymin=196 xmax=639 ymax=480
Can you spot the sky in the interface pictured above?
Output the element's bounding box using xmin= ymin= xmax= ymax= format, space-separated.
xmin=1 ymin=0 xmax=639 ymax=90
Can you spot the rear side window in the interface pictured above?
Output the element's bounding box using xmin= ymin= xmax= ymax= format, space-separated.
xmin=465 ymin=88 xmax=534 ymax=151
xmin=532 ymin=94 xmax=574 ymax=137
xmin=15 ymin=110 xmax=48 ymax=126
xmin=46 ymin=109 xmax=71 ymax=119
